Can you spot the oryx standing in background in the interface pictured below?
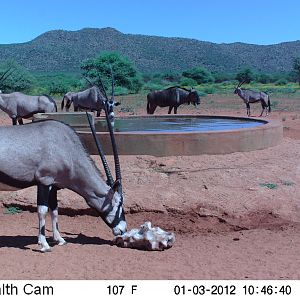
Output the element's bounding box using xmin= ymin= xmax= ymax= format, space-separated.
xmin=61 ymin=85 xmax=120 ymax=119
xmin=234 ymin=81 xmax=271 ymax=117
xmin=0 ymin=92 xmax=57 ymax=125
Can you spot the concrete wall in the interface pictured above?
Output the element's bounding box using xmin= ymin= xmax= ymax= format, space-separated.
xmin=78 ymin=118 xmax=283 ymax=156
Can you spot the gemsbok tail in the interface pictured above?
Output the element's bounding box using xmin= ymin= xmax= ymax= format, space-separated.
xmin=268 ymin=95 xmax=271 ymax=113
xmin=61 ymin=96 xmax=66 ymax=111
xmin=146 ymin=99 xmax=150 ymax=114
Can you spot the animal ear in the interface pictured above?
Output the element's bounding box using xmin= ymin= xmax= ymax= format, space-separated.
xmin=112 ymin=179 xmax=121 ymax=192
xmin=115 ymin=102 xmax=121 ymax=106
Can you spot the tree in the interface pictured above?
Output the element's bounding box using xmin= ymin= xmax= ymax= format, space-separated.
xmin=235 ymin=68 xmax=255 ymax=84
xmin=0 ymin=60 xmax=35 ymax=92
xmin=293 ymin=57 xmax=300 ymax=85
xmin=182 ymin=66 xmax=214 ymax=84
xmin=81 ymin=52 xmax=142 ymax=93
xmin=160 ymin=70 xmax=181 ymax=83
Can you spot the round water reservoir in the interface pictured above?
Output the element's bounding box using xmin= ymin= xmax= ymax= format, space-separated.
xmin=33 ymin=113 xmax=283 ymax=156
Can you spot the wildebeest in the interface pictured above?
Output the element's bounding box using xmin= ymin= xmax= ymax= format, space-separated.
xmin=0 ymin=92 xmax=57 ymax=125
xmin=147 ymin=86 xmax=201 ymax=114
xmin=0 ymin=118 xmax=126 ymax=252
xmin=234 ymin=81 xmax=271 ymax=116
xmin=61 ymin=86 xmax=120 ymax=118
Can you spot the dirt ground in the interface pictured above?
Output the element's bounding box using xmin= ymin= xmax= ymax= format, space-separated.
xmin=0 ymin=94 xmax=300 ymax=280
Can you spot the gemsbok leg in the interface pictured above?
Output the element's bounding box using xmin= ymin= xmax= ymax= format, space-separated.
xmin=246 ymin=103 xmax=251 ymax=116
xmin=37 ymin=184 xmax=50 ymax=252
xmin=37 ymin=184 xmax=66 ymax=252
xmin=48 ymin=186 xmax=66 ymax=247
xmin=260 ymin=100 xmax=267 ymax=117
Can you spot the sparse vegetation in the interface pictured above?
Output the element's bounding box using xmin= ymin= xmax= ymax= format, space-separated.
xmin=259 ymin=183 xmax=278 ymax=189
xmin=4 ymin=206 xmax=23 ymax=215
xmin=293 ymin=57 xmax=300 ymax=85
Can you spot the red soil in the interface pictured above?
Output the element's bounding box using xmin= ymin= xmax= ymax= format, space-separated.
xmin=0 ymin=95 xmax=300 ymax=279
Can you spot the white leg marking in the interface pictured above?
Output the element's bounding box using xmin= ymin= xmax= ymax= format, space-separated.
xmin=50 ymin=209 xmax=67 ymax=246
xmin=38 ymin=205 xmax=51 ymax=252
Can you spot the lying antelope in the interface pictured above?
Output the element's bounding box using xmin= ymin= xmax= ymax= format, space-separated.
xmin=234 ymin=81 xmax=271 ymax=117
xmin=0 ymin=92 xmax=57 ymax=125
xmin=0 ymin=117 xmax=126 ymax=252
xmin=147 ymin=86 xmax=201 ymax=114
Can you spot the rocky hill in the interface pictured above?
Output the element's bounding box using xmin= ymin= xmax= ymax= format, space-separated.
xmin=0 ymin=27 xmax=299 ymax=74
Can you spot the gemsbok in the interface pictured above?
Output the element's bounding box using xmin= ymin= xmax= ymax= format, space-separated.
xmin=61 ymin=86 xmax=120 ymax=119
xmin=0 ymin=107 xmax=126 ymax=252
xmin=234 ymin=81 xmax=271 ymax=117
xmin=0 ymin=92 xmax=57 ymax=125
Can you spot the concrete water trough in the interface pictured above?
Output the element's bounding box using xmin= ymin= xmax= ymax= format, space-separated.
xmin=33 ymin=113 xmax=283 ymax=156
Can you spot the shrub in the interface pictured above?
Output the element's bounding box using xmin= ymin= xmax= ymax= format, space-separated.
xmin=142 ymin=82 xmax=164 ymax=91
xmin=114 ymin=86 xmax=129 ymax=95
xmin=182 ymin=66 xmax=214 ymax=84
xmin=236 ymin=68 xmax=255 ymax=83
xmin=275 ymin=78 xmax=288 ymax=85
xmin=180 ymin=77 xmax=198 ymax=87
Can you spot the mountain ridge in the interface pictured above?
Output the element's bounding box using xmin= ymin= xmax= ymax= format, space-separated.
xmin=0 ymin=27 xmax=299 ymax=74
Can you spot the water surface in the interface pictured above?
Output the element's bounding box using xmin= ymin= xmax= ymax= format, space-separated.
xmin=80 ymin=117 xmax=266 ymax=133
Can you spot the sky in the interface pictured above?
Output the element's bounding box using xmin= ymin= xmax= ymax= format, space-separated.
xmin=0 ymin=0 xmax=299 ymax=45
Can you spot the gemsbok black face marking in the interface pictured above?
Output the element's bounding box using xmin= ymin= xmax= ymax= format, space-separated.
xmin=0 ymin=92 xmax=57 ymax=125
xmin=0 ymin=120 xmax=127 ymax=252
xmin=146 ymin=86 xmax=201 ymax=115
xmin=234 ymin=81 xmax=271 ymax=117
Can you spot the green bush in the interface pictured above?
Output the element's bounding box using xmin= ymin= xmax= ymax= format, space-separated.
xmin=236 ymin=68 xmax=255 ymax=83
xmin=275 ymin=78 xmax=288 ymax=85
xmin=256 ymin=73 xmax=272 ymax=84
xmin=142 ymin=82 xmax=165 ymax=91
xmin=182 ymin=66 xmax=214 ymax=84
xmin=180 ymin=77 xmax=198 ymax=86
xmin=201 ymin=85 xmax=217 ymax=94
xmin=114 ymin=86 xmax=129 ymax=95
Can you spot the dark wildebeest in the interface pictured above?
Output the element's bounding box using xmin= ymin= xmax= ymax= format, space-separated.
xmin=0 ymin=92 xmax=57 ymax=125
xmin=234 ymin=81 xmax=271 ymax=117
xmin=147 ymin=86 xmax=201 ymax=114
xmin=61 ymin=86 xmax=120 ymax=118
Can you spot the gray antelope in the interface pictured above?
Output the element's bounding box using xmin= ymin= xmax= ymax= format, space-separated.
xmin=0 ymin=109 xmax=126 ymax=252
xmin=234 ymin=81 xmax=271 ymax=117
xmin=0 ymin=92 xmax=57 ymax=125
xmin=147 ymin=86 xmax=201 ymax=114
xmin=61 ymin=86 xmax=120 ymax=119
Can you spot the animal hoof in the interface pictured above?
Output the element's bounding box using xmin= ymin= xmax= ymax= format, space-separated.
xmin=58 ymin=240 xmax=67 ymax=246
xmin=40 ymin=247 xmax=51 ymax=253
xmin=54 ymin=238 xmax=67 ymax=246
